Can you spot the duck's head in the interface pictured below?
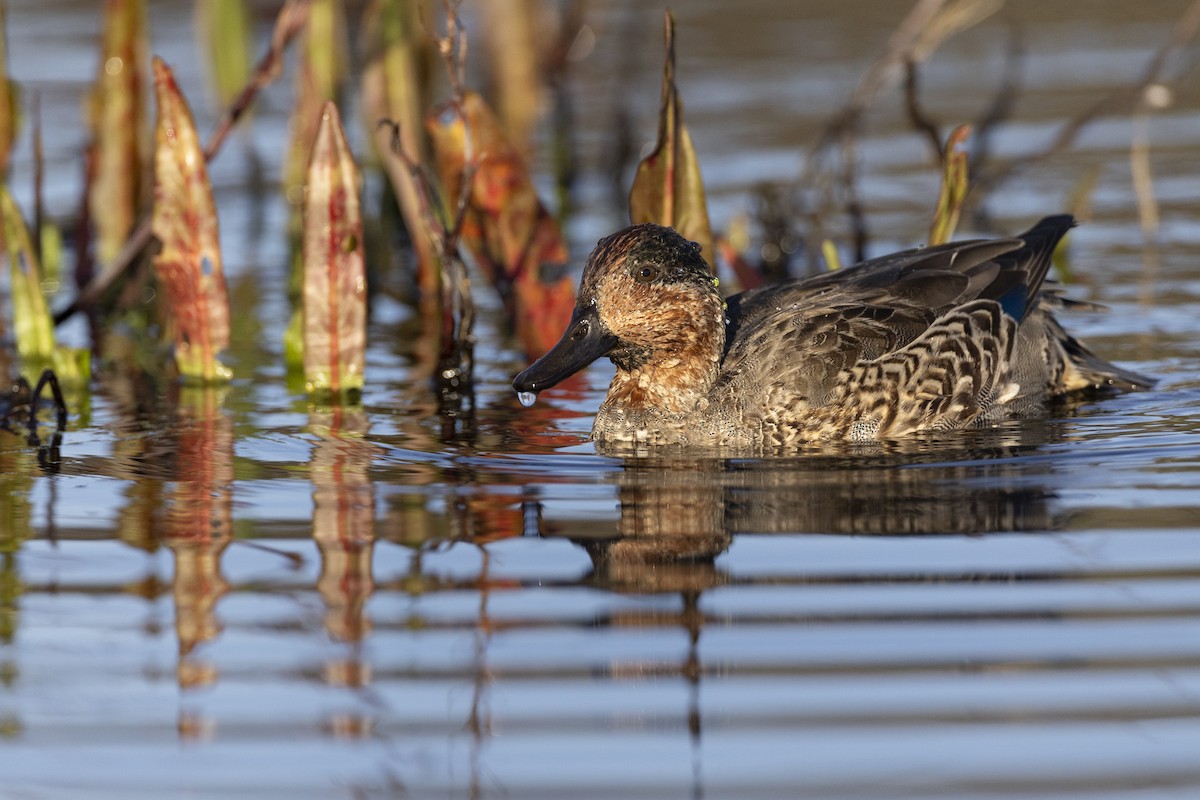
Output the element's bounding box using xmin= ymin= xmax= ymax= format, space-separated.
xmin=513 ymin=223 xmax=724 ymax=405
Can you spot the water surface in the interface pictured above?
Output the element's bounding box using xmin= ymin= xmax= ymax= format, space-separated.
xmin=3 ymin=1 xmax=1200 ymax=797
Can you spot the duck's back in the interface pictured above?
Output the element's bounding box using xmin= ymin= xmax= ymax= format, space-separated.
xmin=711 ymin=216 xmax=1150 ymax=444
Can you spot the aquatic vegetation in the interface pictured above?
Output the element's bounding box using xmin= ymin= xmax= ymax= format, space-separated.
xmin=0 ymin=187 xmax=89 ymax=385
xmin=301 ymin=101 xmax=366 ymax=398
xmin=426 ymin=89 xmax=575 ymax=358
xmin=87 ymin=0 xmax=150 ymax=267
xmin=149 ymin=57 xmax=231 ymax=384
xmin=0 ymin=0 xmax=1192 ymax=437
xmin=928 ymin=124 xmax=971 ymax=245
xmin=628 ymin=11 xmax=714 ymax=269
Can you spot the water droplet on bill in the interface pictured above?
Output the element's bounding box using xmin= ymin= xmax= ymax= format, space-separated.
xmin=517 ymin=391 xmax=538 ymax=408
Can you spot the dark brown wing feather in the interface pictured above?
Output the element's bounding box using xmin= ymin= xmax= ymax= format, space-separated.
xmin=717 ymin=216 xmax=1078 ymax=427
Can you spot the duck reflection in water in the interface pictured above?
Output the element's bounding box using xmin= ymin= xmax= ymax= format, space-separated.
xmin=570 ymin=424 xmax=1065 ymax=599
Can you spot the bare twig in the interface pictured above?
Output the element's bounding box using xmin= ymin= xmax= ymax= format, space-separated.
xmin=430 ymin=0 xmax=468 ymax=101
xmin=380 ymin=120 xmax=450 ymax=245
xmin=968 ymin=23 xmax=1023 ymax=179
xmin=378 ymin=118 xmax=476 ymax=332
xmin=797 ymin=0 xmax=1000 ymax=265
xmin=203 ymin=0 xmax=312 ymax=161
xmin=53 ymin=0 xmax=314 ymax=325
xmin=904 ymin=59 xmax=944 ymax=161
xmin=806 ymin=0 xmax=1000 ymax=169
xmin=972 ymin=0 xmax=1200 ymax=199
xmin=839 ymin=133 xmax=869 ymax=263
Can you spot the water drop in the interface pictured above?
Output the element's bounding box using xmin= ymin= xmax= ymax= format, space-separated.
xmin=517 ymin=391 xmax=538 ymax=408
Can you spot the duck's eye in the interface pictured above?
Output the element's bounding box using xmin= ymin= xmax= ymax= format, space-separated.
xmin=634 ymin=264 xmax=660 ymax=283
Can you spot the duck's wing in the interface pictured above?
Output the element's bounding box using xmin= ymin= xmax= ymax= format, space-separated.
xmin=729 ymin=215 xmax=1073 ymax=338
xmin=716 ymin=217 xmax=1077 ymax=432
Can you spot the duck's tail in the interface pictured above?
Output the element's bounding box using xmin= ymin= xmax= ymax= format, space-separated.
xmin=985 ymin=214 xmax=1076 ymax=321
xmin=1036 ymin=309 xmax=1155 ymax=392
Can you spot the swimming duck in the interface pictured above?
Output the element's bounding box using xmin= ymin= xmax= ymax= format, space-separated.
xmin=513 ymin=216 xmax=1151 ymax=450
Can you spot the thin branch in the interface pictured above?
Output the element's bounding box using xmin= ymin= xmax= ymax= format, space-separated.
xmin=968 ymin=22 xmax=1023 ymax=177
xmin=973 ymin=0 xmax=1200 ymax=197
xmin=428 ymin=0 xmax=467 ymax=102
xmin=806 ymin=0 xmax=999 ymax=171
xmin=903 ymin=59 xmax=944 ymax=160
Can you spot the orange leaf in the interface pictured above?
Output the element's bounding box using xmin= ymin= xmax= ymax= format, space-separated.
xmin=629 ymin=11 xmax=714 ymax=269
xmin=150 ymin=57 xmax=231 ymax=383
xmin=426 ymin=91 xmax=574 ymax=357
xmin=302 ymin=101 xmax=365 ymax=397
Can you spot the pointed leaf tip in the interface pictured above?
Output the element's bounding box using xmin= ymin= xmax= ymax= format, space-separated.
xmin=302 ymin=99 xmax=365 ymax=397
xmin=628 ymin=10 xmax=714 ymax=270
xmin=151 ymin=56 xmax=231 ymax=383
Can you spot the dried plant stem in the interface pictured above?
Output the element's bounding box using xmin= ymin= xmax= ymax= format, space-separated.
xmin=54 ymin=0 xmax=314 ymax=325
xmin=973 ymin=0 xmax=1200 ymax=199
xmin=801 ymin=0 xmax=999 ymax=265
xmin=904 ymin=59 xmax=943 ymax=160
xmin=431 ymin=0 xmax=467 ymax=101
xmin=379 ymin=119 xmax=476 ymax=350
xmin=806 ymin=0 xmax=999 ymax=168
xmin=1130 ymin=107 xmax=1159 ymax=238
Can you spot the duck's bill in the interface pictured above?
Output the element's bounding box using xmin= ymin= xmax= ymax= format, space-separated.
xmin=513 ymin=307 xmax=616 ymax=395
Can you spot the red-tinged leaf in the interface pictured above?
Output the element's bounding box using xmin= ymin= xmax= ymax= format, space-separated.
xmin=718 ymin=236 xmax=764 ymax=291
xmin=302 ymin=101 xmax=365 ymax=397
xmin=629 ymin=11 xmax=714 ymax=269
xmin=150 ymin=57 xmax=231 ymax=383
xmin=426 ymin=91 xmax=575 ymax=357
xmin=88 ymin=0 xmax=150 ymax=264
xmin=929 ymin=123 xmax=971 ymax=245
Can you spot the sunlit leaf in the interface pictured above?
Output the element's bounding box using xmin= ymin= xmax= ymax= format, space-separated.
xmin=0 ymin=186 xmax=53 ymax=364
xmin=195 ymin=0 xmax=252 ymax=108
xmin=0 ymin=187 xmax=90 ymax=384
xmin=928 ymin=123 xmax=971 ymax=246
xmin=302 ymin=101 xmax=366 ymax=398
xmin=150 ymin=57 xmax=231 ymax=383
xmin=39 ymin=223 xmax=63 ymax=288
xmin=821 ymin=239 xmax=842 ymax=271
xmin=426 ymin=91 xmax=575 ymax=357
xmin=88 ymin=0 xmax=150 ymax=265
xmin=629 ymin=11 xmax=714 ymax=268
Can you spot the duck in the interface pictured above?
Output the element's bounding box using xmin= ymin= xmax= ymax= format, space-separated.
xmin=512 ymin=216 xmax=1152 ymax=450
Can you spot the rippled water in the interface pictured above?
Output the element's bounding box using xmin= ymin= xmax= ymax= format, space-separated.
xmin=3 ymin=1 xmax=1200 ymax=798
